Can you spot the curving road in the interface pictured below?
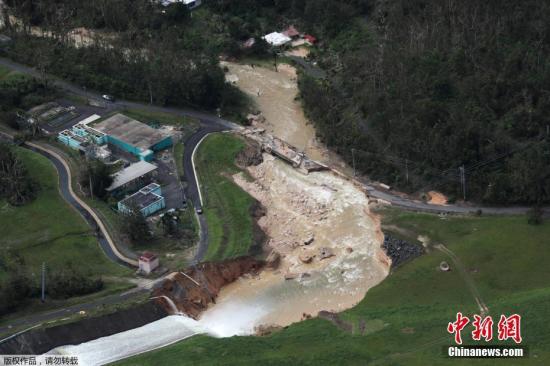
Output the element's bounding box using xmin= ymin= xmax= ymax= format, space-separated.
xmin=0 ymin=130 xmax=138 ymax=267
xmin=183 ymin=127 xmax=226 ymax=263
xmin=1 ymin=56 xmax=546 ymax=224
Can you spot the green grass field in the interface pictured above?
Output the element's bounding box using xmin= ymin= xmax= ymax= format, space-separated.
xmin=195 ymin=133 xmax=257 ymax=261
xmin=116 ymin=210 xmax=550 ymax=365
xmin=0 ymin=147 xmax=130 ymax=283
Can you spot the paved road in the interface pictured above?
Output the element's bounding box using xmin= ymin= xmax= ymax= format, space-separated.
xmin=183 ymin=126 xmax=227 ymax=263
xmin=0 ymin=129 xmax=138 ymax=266
xmin=0 ymin=289 xmax=147 ymax=340
xmin=0 ymin=57 xmax=239 ymax=131
xmin=24 ymin=143 xmax=137 ymax=266
xmin=2 ymin=57 xmax=546 ymax=219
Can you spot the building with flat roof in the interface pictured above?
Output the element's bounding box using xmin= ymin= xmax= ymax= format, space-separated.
xmin=118 ymin=183 xmax=165 ymax=217
xmin=92 ymin=114 xmax=173 ymax=162
xmin=139 ymin=252 xmax=159 ymax=274
xmin=57 ymin=114 xmax=107 ymax=150
xmin=160 ymin=0 xmax=201 ymax=9
xmin=107 ymin=161 xmax=158 ymax=192
xmin=263 ymin=32 xmax=291 ymax=46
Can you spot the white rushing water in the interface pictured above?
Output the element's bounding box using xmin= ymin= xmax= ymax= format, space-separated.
xmin=49 ymin=155 xmax=389 ymax=365
xmin=48 ymin=300 xmax=272 ymax=366
xmin=49 ymin=316 xmax=202 ymax=366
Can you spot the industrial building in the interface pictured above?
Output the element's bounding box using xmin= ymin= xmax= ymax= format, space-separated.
xmin=107 ymin=161 xmax=158 ymax=193
xmin=117 ymin=183 xmax=165 ymax=217
xmin=92 ymin=114 xmax=173 ymax=162
xmin=57 ymin=114 xmax=105 ymax=151
xmin=58 ymin=113 xmax=173 ymax=162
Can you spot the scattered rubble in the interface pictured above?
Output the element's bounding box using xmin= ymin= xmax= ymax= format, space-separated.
xmin=318 ymin=247 xmax=335 ymax=260
xmin=299 ymin=252 xmax=314 ymax=264
xmin=382 ymin=235 xmax=424 ymax=268
xmin=236 ymin=140 xmax=264 ymax=167
xmin=265 ymin=251 xmax=281 ymax=269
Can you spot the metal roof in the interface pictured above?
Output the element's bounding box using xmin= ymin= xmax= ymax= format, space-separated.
xmin=107 ymin=161 xmax=158 ymax=191
xmin=93 ymin=114 xmax=170 ymax=151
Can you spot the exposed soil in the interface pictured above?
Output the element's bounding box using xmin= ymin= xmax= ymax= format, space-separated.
xmin=152 ymin=257 xmax=265 ymax=319
xmin=222 ymin=62 xmax=329 ymax=163
xmin=427 ymin=191 xmax=448 ymax=205
xmin=235 ymin=140 xmax=263 ymax=168
xmin=285 ymin=47 xmax=310 ymax=58
xmin=201 ymin=154 xmax=390 ymax=328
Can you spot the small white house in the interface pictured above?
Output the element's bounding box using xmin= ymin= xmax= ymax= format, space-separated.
xmin=263 ymin=32 xmax=292 ymax=47
xmin=139 ymin=252 xmax=159 ymax=274
xmin=160 ymin=0 xmax=202 ymax=9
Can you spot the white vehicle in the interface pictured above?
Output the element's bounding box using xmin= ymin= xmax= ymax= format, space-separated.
xmin=101 ymin=94 xmax=115 ymax=102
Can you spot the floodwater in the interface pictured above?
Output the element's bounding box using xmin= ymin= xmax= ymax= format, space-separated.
xmin=49 ymin=157 xmax=389 ymax=365
xmin=228 ymin=156 xmax=390 ymax=327
xmin=223 ymin=62 xmax=327 ymax=162
xmin=49 ymin=62 xmax=390 ymax=366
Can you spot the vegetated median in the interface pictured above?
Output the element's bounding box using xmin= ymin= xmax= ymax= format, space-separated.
xmin=115 ymin=209 xmax=550 ymax=365
xmin=0 ymin=146 xmax=131 ymax=320
xmin=194 ymin=133 xmax=263 ymax=261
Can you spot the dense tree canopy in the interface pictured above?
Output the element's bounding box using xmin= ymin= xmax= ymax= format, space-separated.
xmin=4 ymin=0 xmax=550 ymax=203
xmin=298 ymin=0 xmax=550 ymax=204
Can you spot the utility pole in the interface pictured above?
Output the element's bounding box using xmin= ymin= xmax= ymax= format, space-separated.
xmin=459 ymin=165 xmax=466 ymax=201
xmin=41 ymin=262 xmax=46 ymax=303
xmin=352 ymin=148 xmax=356 ymax=177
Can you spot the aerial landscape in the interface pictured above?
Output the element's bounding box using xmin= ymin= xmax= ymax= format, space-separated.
xmin=0 ymin=0 xmax=549 ymax=365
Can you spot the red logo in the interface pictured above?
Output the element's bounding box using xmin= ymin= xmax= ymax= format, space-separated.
xmin=447 ymin=312 xmax=470 ymax=344
xmin=497 ymin=314 xmax=522 ymax=344
xmin=448 ymin=313 xmax=522 ymax=344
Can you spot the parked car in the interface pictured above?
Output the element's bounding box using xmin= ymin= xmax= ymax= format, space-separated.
xmin=102 ymin=94 xmax=115 ymax=102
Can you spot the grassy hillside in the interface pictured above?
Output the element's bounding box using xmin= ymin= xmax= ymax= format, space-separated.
xmin=195 ymin=133 xmax=257 ymax=261
xmin=0 ymin=148 xmax=130 ymax=285
xmin=115 ymin=210 xmax=550 ymax=365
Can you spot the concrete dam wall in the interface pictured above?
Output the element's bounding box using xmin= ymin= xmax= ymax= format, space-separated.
xmin=0 ymin=301 xmax=168 ymax=355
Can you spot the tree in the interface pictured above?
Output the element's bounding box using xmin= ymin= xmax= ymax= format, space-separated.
xmin=80 ymin=160 xmax=113 ymax=199
xmin=47 ymin=262 xmax=103 ymax=299
xmin=121 ymin=204 xmax=153 ymax=246
xmin=0 ymin=143 xmax=37 ymax=206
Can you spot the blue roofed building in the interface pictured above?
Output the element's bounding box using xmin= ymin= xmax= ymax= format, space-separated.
xmin=91 ymin=114 xmax=173 ymax=162
xmin=117 ymin=183 xmax=166 ymax=217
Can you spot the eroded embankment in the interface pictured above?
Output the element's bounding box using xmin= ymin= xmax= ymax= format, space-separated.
xmin=152 ymin=256 xmax=264 ymax=319
xmin=202 ymin=152 xmax=391 ymax=330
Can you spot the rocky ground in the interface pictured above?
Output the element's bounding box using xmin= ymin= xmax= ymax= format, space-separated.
xmin=382 ymin=235 xmax=424 ymax=268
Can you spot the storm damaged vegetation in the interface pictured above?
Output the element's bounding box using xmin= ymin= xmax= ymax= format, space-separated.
xmin=0 ymin=143 xmax=37 ymax=206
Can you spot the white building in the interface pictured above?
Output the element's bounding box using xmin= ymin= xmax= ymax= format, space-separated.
xmin=263 ymin=32 xmax=292 ymax=47
xmin=139 ymin=252 xmax=160 ymax=274
xmin=160 ymin=0 xmax=202 ymax=9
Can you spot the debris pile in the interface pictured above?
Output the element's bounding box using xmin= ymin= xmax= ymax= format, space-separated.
xmin=382 ymin=235 xmax=424 ymax=268
xmin=236 ymin=140 xmax=264 ymax=167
